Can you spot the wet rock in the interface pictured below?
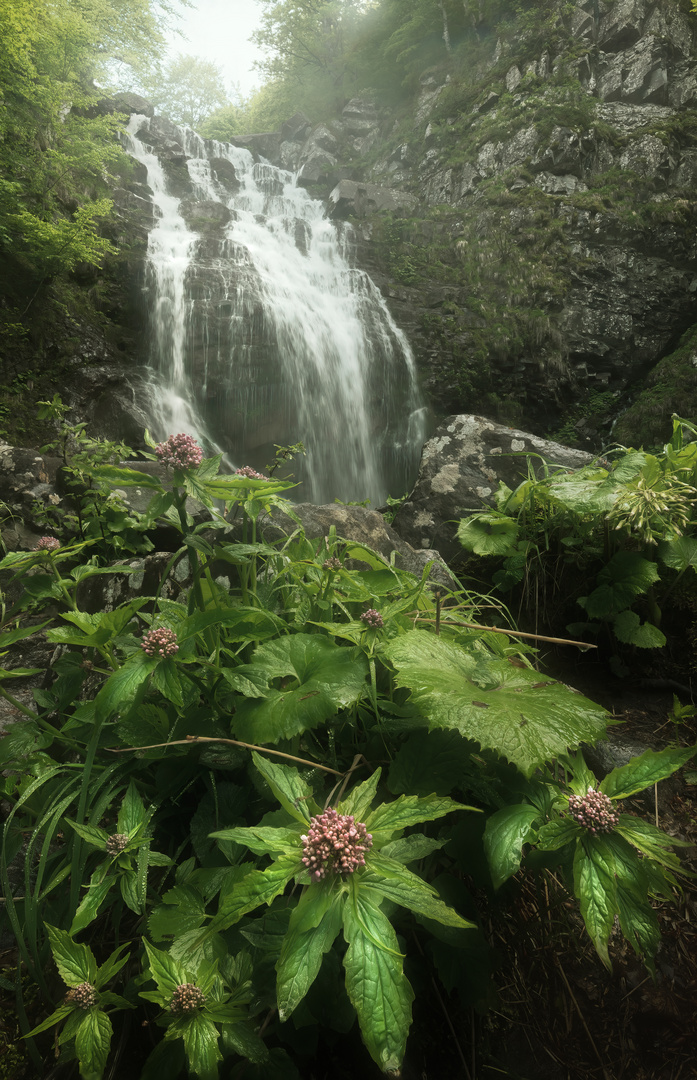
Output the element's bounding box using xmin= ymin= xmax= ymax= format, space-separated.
xmin=328 ymin=180 xmax=418 ymax=219
xmin=391 ymin=415 xmax=593 ymax=562
xmin=179 ymin=198 xmax=232 ymax=232
xmin=597 ymin=0 xmax=646 ymax=52
xmin=210 ymin=157 xmax=239 ymax=193
xmin=342 ymin=98 xmax=379 ymax=136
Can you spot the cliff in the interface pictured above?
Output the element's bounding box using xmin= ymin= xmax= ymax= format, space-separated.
xmin=247 ymin=0 xmax=697 ymax=447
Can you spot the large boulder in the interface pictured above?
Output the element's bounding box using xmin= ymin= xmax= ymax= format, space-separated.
xmin=391 ymin=415 xmax=593 ymax=562
xmin=328 ymin=180 xmax=418 ymax=219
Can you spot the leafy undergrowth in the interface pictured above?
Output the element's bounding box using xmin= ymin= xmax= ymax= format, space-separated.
xmin=0 ymin=426 xmax=694 ymax=1079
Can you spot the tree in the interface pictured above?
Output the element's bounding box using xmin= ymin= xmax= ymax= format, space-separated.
xmin=141 ymin=54 xmax=232 ymax=130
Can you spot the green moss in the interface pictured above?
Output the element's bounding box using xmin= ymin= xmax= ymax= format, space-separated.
xmin=613 ymin=324 xmax=697 ymax=449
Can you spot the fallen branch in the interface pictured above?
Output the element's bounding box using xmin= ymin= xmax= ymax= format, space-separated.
xmin=107 ymin=735 xmax=359 ymax=777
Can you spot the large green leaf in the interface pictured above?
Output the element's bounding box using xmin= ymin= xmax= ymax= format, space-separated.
xmin=148 ymin=886 xmax=208 ymax=942
xmin=178 ymin=606 xmax=285 ymax=643
xmin=142 ymin=940 xmax=188 ymax=995
xmin=579 ymin=552 xmax=660 ymax=618
xmin=365 ymin=791 xmax=470 ymax=839
xmin=614 ymin=815 xmax=689 ymax=871
xmin=361 ymin=854 xmax=475 ymax=928
xmin=385 ymin=631 xmax=608 ymax=777
xmin=233 ymin=636 xmax=368 ymax=744
xmin=70 ymin=875 xmax=114 ymax=936
xmin=604 ymin=835 xmax=661 ymax=973
xmin=117 ymin=780 xmax=147 ymax=836
xmin=600 ymin=744 xmax=696 ymax=800
xmin=94 ymin=652 xmax=157 ymax=720
xmin=209 ymin=853 xmax=301 ymax=934
xmin=387 ymin=730 xmax=475 ymax=797
xmin=612 ymin=610 xmax=666 ymax=649
xmin=483 ymin=803 xmax=541 ymax=890
xmin=342 ymin=883 xmax=414 ymax=1072
xmin=276 ymin=886 xmax=344 ymax=1020
xmin=86 ymin=464 xmax=164 ymax=489
xmin=74 ymin=1007 xmax=113 ymax=1080
xmin=46 ymin=924 xmax=97 ymax=986
xmin=573 ymin=838 xmax=616 ymax=971
xmin=180 ymin=1011 xmax=222 ymax=1080
xmin=337 ymin=769 xmax=381 ymax=821
xmin=457 ymin=513 xmax=519 ymax=556
xmin=658 ymin=534 xmax=697 ymax=572
xmin=251 ymin=752 xmax=320 ymax=824
xmin=210 ymin=825 xmax=302 ymax=857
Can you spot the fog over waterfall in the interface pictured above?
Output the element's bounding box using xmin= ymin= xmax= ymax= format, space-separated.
xmin=123 ymin=115 xmax=426 ymax=505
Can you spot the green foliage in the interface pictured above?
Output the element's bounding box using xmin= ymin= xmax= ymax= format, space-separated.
xmin=457 ymin=420 xmax=697 ymax=656
xmin=1 ymin=431 xmax=692 ymax=1076
xmin=140 ymin=54 xmax=233 ymax=131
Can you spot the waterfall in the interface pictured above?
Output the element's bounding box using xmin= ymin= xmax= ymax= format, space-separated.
xmin=123 ymin=114 xmax=425 ymax=505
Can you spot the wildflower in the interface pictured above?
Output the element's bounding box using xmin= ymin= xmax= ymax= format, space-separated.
xmin=360 ymin=608 xmax=384 ymax=629
xmin=141 ymin=627 xmax=179 ymax=659
xmin=65 ymin=983 xmax=98 ymax=1010
xmin=155 ymin=434 xmax=203 ymax=470
xmin=169 ymin=983 xmax=206 ymax=1014
xmin=105 ymin=833 xmax=129 ymax=857
xmin=235 ymin=465 xmax=268 ymax=480
xmin=322 ymin=557 xmax=341 ymax=571
xmin=35 ymin=536 xmax=60 ymax=552
xmin=568 ymin=787 xmax=619 ymax=835
xmin=301 ymin=807 xmax=372 ymax=882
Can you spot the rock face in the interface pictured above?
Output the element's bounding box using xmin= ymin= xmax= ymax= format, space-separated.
xmin=230 ymin=0 xmax=697 ymax=445
xmin=391 ymin=415 xmax=594 ymax=561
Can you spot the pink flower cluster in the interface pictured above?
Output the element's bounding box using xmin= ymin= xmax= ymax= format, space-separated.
xmin=236 ymin=466 xmax=268 ymax=480
xmin=35 ymin=536 xmax=60 ymax=552
xmin=568 ymin=787 xmax=620 ymax=835
xmin=155 ymin=433 xmax=203 ymax=470
xmin=360 ymin=608 xmax=384 ymax=629
xmin=141 ymin=627 xmax=179 ymax=659
xmin=65 ymin=983 xmax=98 ymax=1010
xmin=301 ymin=808 xmax=373 ymax=882
xmin=170 ymin=983 xmax=206 ymax=1014
xmin=323 ymin=557 xmax=341 ymax=571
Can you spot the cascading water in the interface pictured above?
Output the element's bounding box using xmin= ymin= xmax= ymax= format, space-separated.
xmin=123 ymin=114 xmax=425 ymax=505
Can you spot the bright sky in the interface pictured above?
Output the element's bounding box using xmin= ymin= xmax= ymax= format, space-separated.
xmin=166 ymin=0 xmax=265 ymax=98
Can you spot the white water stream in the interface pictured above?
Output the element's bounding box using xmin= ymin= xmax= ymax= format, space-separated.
xmin=123 ymin=115 xmax=425 ymax=504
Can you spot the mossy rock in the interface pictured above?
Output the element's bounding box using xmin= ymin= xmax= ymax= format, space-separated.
xmin=613 ymin=323 xmax=697 ymax=448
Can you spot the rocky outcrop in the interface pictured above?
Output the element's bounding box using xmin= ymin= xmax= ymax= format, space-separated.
xmin=391 ymin=415 xmax=594 ymax=561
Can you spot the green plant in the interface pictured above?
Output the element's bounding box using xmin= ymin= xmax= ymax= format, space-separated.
xmin=457 ymin=418 xmax=697 ymax=655
xmin=0 ymin=429 xmax=693 ymax=1078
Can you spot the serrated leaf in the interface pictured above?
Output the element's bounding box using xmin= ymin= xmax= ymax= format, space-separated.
xmin=148 ymin=885 xmax=208 ymax=942
xmin=64 ymin=820 xmax=108 ymax=849
xmin=179 ymin=606 xmax=285 ymax=643
xmin=380 ymin=834 xmax=446 ymax=863
xmin=600 ymin=744 xmax=696 ymax=800
xmin=210 ymin=825 xmax=302 ymax=857
xmin=84 ymin=464 xmax=164 ymax=489
xmin=221 ymin=1020 xmax=269 ymax=1064
xmin=74 ymin=1006 xmax=113 ymax=1080
xmin=365 ymin=791 xmax=471 ymax=839
xmin=385 ymin=631 xmax=608 ymax=777
xmin=151 ymin=657 xmax=184 ymax=706
xmin=95 ymin=652 xmax=156 ymax=720
xmin=180 ymin=1011 xmax=222 ymax=1080
xmin=388 ymin=730 xmax=475 ymax=796
xmin=342 ymin=883 xmax=414 ymax=1072
xmin=612 ymin=610 xmax=666 ymax=648
xmin=362 ymin=854 xmax=475 ymax=928
xmin=234 ymin=636 xmax=368 ymax=744
xmin=119 ymin=870 xmax=141 ymax=914
xmin=142 ymin=940 xmax=188 ymax=996
xmin=337 ymin=769 xmax=381 ymax=821
xmin=581 ymin=552 xmax=659 ymax=618
xmin=117 ymin=780 xmax=148 ymax=835
xmin=276 ymin=886 xmax=344 ymax=1020
xmin=251 ymin=752 xmax=319 ymax=824
xmin=95 ymin=943 xmax=131 ymax=989
xmin=70 ymin=876 xmax=114 ymax=936
xmin=657 ymin=535 xmax=697 ymax=571
xmin=573 ymin=838 xmax=616 ymax=971
xmin=535 ymin=819 xmax=580 ymax=852
xmin=483 ymin=804 xmax=541 ymax=889
xmin=24 ymin=1004 xmax=74 ymax=1039
xmin=209 ymin=853 xmax=301 ymax=934
xmin=46 ymin=924 xmax=97 ymax=986
xmin=615 ymin=815 xmax=690 ymax=871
